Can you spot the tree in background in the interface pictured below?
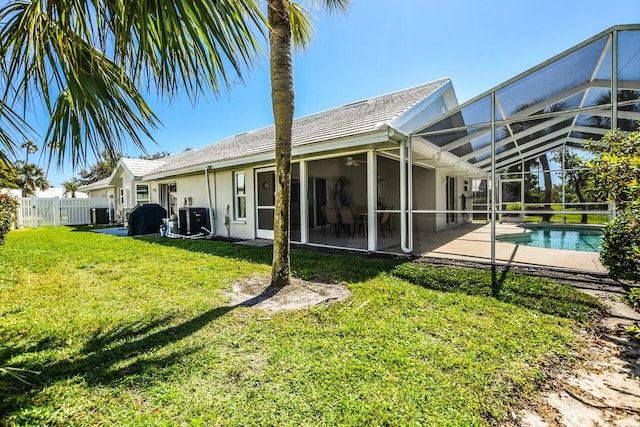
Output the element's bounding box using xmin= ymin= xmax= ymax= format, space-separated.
xmin=15 ymin=161 xmax=50 ymax=197
xmin=139 ymin=151 xmax=171 ymax=161
xmin=505 ymin=102 xmax=567 ymax=220
xmin=586 ymin=129 xmax=640 ymax=281
xmin=551 ymin=149 xmax=590 ymax=224
xmin=20 ymin=140 xmax=38 ymax=165
xmin=62 ymin=179 xmax=80 ymax=198
xmin=77 ymin=151 xmax=122 ymax=185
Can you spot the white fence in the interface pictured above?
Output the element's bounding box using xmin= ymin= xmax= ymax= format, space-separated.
xmin=17 ymin=197 xmax=110 ymax=228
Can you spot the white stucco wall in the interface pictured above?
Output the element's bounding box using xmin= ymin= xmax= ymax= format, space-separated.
xmin=173 ymin=173 xmax=209 ymax=210
xmin=213 ymin=168 xmax=256 ymax=240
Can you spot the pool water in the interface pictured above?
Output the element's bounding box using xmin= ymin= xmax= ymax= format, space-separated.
xmin=496 ymin=226 xmax=602 ymax=252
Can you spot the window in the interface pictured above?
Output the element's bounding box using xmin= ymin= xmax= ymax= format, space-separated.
xmin=120 ymin=188 xmax=124 ymax=205
xmin=234 ymin=172 xmax=246 ymax=220
xmin=136 ymin=184 xmax=150 ymax=204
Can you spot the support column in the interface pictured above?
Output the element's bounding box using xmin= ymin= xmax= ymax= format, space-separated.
xmin=299 ymin=160 xmax=309 ymax=244
xmin=490 ymin=93 xmax=497 ymax=265
xmin=367 ymin=150 xmax=377 ymax=251
xmin=521 ymin=160 xmax=525 ymax=218
xmin=612 ymin=29 xmax=618 ymax=129
xmin=561 ymin=144 xmax=566 ymax=223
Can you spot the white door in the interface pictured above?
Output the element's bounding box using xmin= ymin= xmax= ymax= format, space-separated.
xmin=256 ymin=168 xmax=276 ymax=239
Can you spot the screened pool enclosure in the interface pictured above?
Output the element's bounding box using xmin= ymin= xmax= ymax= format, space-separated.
xmin=395 ymin=25 xmax=640 ymax=268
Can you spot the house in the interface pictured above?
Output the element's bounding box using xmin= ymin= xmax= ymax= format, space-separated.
xmin=82 ymin=25 xmax=640 ymax=259
xmin=85 ymin=77 xmax=480 ymax=252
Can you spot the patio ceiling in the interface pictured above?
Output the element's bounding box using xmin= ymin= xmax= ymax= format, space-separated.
xmin=410 ymin=25 xmax=640 ymax=174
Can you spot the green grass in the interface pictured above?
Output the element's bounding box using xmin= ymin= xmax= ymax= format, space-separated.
xmin=523 ymin=206 xmax=609 ymax=225
xmin=0 ymin=227 xmax=603 ymax=425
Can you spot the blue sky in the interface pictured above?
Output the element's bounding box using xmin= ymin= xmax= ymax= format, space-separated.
xmin=23 ymin=0 xmax=640 ymax=186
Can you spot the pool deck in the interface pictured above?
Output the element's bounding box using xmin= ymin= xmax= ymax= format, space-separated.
xmin=412 ymin=223 xmax=607 ymax=274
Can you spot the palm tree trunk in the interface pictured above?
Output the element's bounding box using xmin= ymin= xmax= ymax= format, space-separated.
xmin=539 ymin=154 xmax=553 ymax=221
xmin=575 ymin=181 xmax=588 ymax=224
xmin=268 ymin=0 xmax=293 ymax=288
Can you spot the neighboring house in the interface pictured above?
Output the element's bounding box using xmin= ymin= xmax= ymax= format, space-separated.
xmin=81 ymin=158 xmax=167 ymax=223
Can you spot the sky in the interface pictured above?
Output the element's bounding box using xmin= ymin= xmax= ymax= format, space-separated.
xmin=17 ymin=0 xmax=640 ymax=186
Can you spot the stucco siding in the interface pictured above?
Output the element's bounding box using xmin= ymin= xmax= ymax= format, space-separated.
xmin=174 ymin=173 xmax=210 ymax=210
xmin=214 ymin=169 xmax=256 ymax=240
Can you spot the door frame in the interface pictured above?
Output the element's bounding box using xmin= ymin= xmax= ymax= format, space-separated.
xmin=255 ymin=167 xmax=276 ymax=239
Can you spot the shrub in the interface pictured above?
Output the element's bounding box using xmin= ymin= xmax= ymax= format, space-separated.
xmin=0 ymin=192 xmax=19 ymax=245
xmin=625 ymin=288 xmax=640 ymax=311
xmin=600 ymin=203 xmax=640 ymax=281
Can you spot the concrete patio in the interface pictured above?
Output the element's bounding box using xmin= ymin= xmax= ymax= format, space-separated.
xmin=410 ymin=223 xmax=607 ymax=274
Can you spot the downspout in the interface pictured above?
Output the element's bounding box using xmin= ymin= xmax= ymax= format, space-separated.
xmin=212 ymin=170 xmax=218 ymax=235
xmin=204 ymin=168 xmax=215 ymax=236
xmin=400 ymin=135 xmax=413 ymax=254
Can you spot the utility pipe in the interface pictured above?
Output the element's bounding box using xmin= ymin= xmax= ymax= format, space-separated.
xmin=400 ymin=136 xmax=413 ymax=254
xmin=204 ymin=168 xmax=215 ymax=236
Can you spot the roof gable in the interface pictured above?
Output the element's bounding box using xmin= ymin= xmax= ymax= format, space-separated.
xmin=120 ymin=158 xmax=167 ymax=177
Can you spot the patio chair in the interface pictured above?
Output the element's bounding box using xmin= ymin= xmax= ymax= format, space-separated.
xmin=379 ymin=207 xmax=393 ymax=238
xmin=322 ymin=206 xmax=341 ymax=237
xmin=339 ymin=207 xmax=358 ymax=238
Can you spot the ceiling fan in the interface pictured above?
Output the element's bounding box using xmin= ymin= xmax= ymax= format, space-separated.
xmin=344 ymin=156 xmax=364 ymax=167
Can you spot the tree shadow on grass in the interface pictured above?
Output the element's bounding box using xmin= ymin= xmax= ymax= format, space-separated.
xmin=0 ymin=289 xmax=288 ymax=421
xmin=391 ymin=262 xmax=605 ymax=322
xmin=142 ymin=237 xmax=402 ymax=284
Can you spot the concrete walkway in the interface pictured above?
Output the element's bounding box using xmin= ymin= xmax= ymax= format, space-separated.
xmin=413 ymin=223 xmax=607 ymax=274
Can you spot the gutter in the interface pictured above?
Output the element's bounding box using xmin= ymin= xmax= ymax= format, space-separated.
xmin=380 ymin=125 xmax=413 ymax=254
xmin=143 ymin=131 xmax=392 ymax=181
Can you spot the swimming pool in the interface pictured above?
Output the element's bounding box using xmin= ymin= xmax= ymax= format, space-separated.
xmin=496 ymin=225 xmax=603 ymax=252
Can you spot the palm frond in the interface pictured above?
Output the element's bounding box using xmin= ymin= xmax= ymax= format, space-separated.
xmin=288 ymin=2 xmax=314 ymax=50
xmin=287 ymin=1 xmax=350 ymax=51
xmin=0 ymin=0 xmax=266 ymax=168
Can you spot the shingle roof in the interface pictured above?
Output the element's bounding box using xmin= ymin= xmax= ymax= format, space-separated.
xmin=78 ymin=176 xmax=112 ymax=191
xmin=120 ymin=158 xmax=167 ymax=177
xmin=148 ymin=78 xmax=450 ymax=177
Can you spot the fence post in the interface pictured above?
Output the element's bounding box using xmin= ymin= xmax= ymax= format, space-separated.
xmin=54 ymin=197 xmax=61 ymax=226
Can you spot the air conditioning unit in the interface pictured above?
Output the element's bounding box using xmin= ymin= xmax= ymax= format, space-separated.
xmin=178 ymin=207 xmax=210 ymax=235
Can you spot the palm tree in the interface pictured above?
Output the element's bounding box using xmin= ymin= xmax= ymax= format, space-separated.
xmin=505 ymin=102 xmax=567 ymax=220
xmin=21 ymin=140 xmax=38 ymax=165
xmin=16 ymin=161 xmax=51 ymax=197
xmin=590 ymin=90 xmax=640 ymax=131
xmin=0 ymin=1 xmax=264 ymax=167
xmin=1 ymin=0 xmax=349 ymax=288
xmin=267 ymin=0 xmax=349 ymax=287
xmin=62 ymin=179 xmax=80 ymax=198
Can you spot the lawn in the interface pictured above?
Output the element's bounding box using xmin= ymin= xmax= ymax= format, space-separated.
xmin=0 ymin=227 xmax=602 ymax=425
